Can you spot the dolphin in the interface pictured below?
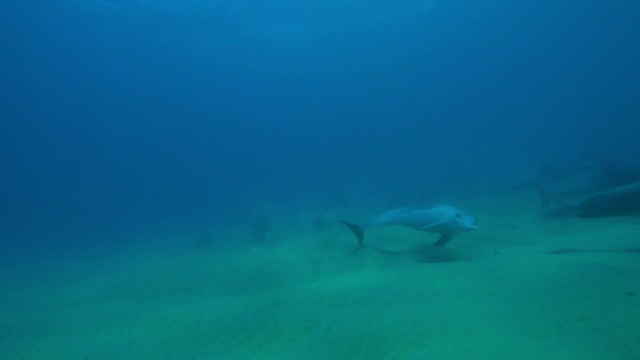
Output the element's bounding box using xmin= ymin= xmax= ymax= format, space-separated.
xmin=513 ymin=161 xmax=640 ymax=214
xmin=340 ymin=204 xmax=477 ymax=247
xmin=545 ymin=181 xmax=640 ymax=218
xmin=576 ymin=181 xmax=640 ymax=217
xmin=512 ymin=162 xmax=610 ymax=210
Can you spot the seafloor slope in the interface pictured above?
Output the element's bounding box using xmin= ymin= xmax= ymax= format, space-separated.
xmin=1 ymin=193 xmax=639 ymax=359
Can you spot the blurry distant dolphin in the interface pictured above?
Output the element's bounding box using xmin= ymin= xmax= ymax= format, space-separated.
xmin=512 ymin=162 xmax=609 ymax=209
xmin=576 ymin=181 xmax=640 ymax=217
xmin=341 ymin=204 xmax=477 ymax=247
xmin=513 ymin=161 xmax=640 ymax=212
xmin=545 ymin=181 xmax=640 ymax=218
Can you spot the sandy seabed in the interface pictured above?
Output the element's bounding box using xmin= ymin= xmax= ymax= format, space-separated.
xmin=2 ymin=193 xmax=639 ymax=359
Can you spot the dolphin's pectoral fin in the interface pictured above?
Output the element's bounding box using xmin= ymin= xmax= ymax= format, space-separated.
xmin=340 ymin=220 xmax=365 ymax=245
xmin=348 ymin=244 xmax=367 ymax=255
xmin=432 ymin=233 xmax=454 ymax=247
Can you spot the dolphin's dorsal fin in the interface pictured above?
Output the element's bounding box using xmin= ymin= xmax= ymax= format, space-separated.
xmin=432 ymin=233 xmax=454 ymax=247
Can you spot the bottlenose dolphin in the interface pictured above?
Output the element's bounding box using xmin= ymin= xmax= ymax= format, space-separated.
xmin=576 ymin=181 xmax=640 ymax=217
xmin=512 ymin=162 xmax=610 ymax=210
xmin=513 ymin=161 xmax=640 ymax=213
xmin=545 ymin=181 xmax=640 ymax=218
xmin=341 ymin=204 xmax=477 ymax=247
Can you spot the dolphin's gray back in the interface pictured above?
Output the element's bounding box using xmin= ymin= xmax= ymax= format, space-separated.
xmin=364 ymin=204 xmax=451 ymax=231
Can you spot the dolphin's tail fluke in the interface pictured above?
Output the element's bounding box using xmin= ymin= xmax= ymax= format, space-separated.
xmin=340 ymin=220 xmax=364 ymax=245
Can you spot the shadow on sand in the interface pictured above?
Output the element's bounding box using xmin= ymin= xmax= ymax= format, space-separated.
xmin=352 ymin=242 xmax=472 ymax=263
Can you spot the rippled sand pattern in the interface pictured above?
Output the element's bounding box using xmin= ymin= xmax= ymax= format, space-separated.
xmin=2 ymin=199 xmax=639 ymax=359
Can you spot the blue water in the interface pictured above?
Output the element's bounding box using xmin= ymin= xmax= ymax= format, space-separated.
xmin=1 ymin=1 xmax=639 ymax=256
